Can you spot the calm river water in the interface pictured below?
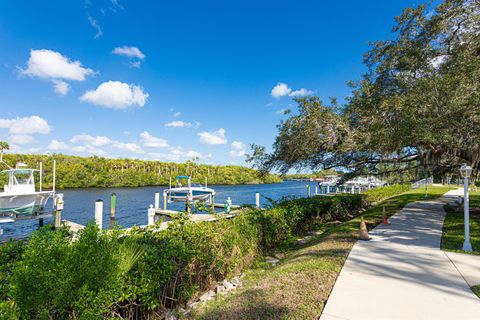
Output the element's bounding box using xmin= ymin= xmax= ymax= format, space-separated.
xmin=1 ymin=180 xmax=319 ymax=239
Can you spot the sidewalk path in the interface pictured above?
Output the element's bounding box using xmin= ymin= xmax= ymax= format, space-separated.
xmin=320 ymin=189 xmax=480 ymax=320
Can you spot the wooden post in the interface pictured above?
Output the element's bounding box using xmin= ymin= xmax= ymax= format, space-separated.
xmin=255 ymin=192 xmax=260 ymax=208
xmin=148 ymin=205 xmax=155 ymax=226
xmin=315 ymin=186 xmax=318 ymax=195
xmin=110 ymin=193 xmax=116 ymax=227
xmin=95 ymin=199 xmax=103 ymax=230
xmin=210 ymin=192 xmax=215 ymax=209
xmin=326 ymin=185 xmax=330 ymax=194
xmin=110 ymin=193 xmax=116 ymax=219
xmin=154 ymin=192 xmax=160 ymax=210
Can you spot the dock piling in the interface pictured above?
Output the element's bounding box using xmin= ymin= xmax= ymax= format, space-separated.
xmin=148 ymin=204 xmax=155 ymax=226
xmin=95 ymin=199 xmax=103 ymax=229
xmin=255 ymin=192 xmax=260 ymax=208
xmin=110 ymin=193 xmax=116 ymax=225
xmin=154 ymin=192 xmax=160 ymax=210
xmin=54 ymin=194 xmax=64 ymax=229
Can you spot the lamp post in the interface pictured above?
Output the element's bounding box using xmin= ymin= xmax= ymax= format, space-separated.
xmin=459 ymin=163 xmax=473 ymax=252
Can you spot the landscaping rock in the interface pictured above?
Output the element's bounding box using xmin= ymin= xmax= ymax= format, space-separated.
xmin=231 ymin=276 xmax=241 ymax=287
xmin=266 ymin=256 xmax=279 ymax=265
xmin=199 ymin=289 xmax=215 ymax=303
xmin=222 ymin=279 xmax=235 ymax=291
xmin=216 ymin=284 xmax=228 ymax=295
xmin=164 ymin=310 xmax=178 ymax=320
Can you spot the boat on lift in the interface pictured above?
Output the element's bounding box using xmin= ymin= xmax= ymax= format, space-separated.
xmin=0 ymin=162 xmax=55 ymax=216
xmin=163 ymin=175 xmax=215 ymax=203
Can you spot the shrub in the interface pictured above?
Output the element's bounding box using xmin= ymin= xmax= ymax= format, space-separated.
xmin=0 ymin=187 xmax=407 ymax=318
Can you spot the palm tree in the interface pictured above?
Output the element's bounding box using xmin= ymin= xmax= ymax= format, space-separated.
xmin=0 ymin=141 xmax=9 ymax=162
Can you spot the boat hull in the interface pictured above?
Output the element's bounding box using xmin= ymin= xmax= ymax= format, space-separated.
xmin=164 ymin=187 xmax=214 ymax=203
xmin=0 ymin=192 xmax=54 ymax=216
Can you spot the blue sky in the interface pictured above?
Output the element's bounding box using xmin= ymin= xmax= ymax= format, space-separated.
xmin=0 ymin=0 xmax=429 ymax=165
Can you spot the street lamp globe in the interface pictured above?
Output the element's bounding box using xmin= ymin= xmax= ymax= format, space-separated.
xmin=460 ymin=163 xmax=473 ymax=178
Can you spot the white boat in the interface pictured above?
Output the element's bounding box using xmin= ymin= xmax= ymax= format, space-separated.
xmin=163 ymin=175 xmax=215 ymax=203
xmin=0 ymin=166 xmax=54 ymax=216
xmin=318 ymin=175 xmax=340 ymax=187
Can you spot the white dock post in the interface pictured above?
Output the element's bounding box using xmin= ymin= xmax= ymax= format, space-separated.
xmin=148 ymin=204 xmax=155 ymax=226
xmin=326 ymin=185 xmax=330 ymax=194
xmin=351 ymin=186 xmax=355 ymax=194
xmin=95 ymin=199 xmax=103 ymax=229
xmin=315 ymin=186 xmax=318 ymax=195
xmin=255 ymin=192 xmax=260 ymax=208
xmin=154 ymin=192 xmax=160 ymax=210
xmin=163 ymin=191 xmax=167 ymax=210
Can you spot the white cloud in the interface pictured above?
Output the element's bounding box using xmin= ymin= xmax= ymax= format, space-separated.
xmin=9 ymin=134 xmax=34 ymax=145
xmin=140 ymin=131 xmax=169 ymax=148
xmin=148 ymin=146 xmax=211 ymax=162
xmin=271 ymin=82 xmax=314 ymax=99
xmin=129 ymin=61 xmax=141 ymax=68
xmin=47 ymin=140 xmax=70 ymax=150
xmin=20 ymin=49 xmax=94 ymax=81
xmin=289 ymin=88 xmax=314 ymax=97
xmin=165 ymin=120 xmax=193 ymax=128
xmin=198 ymin=128 xmax=227 ymax=145
xmin=70 ymin=134 xmax=111 ymax=147
xmin=53 ymin=80 xmax=70 ymax=96
xmin=112 ymin=46 xmax=145 ymax=59
xmin=80 ymin=80 xmax=149 ymax=109
xmin=0 ymin=116 xmax=51 ymax=135
xmin=88 ymin=16 xmax=103 ymax=39
xmin=229 ymin=141 xmax=246 ymax=157
xmin=271 ymin=82 xmax=292 ymax=98
xmin=112 ymin=141 xmax=143 ymax=153
xmin=173 ymin=112 xmax=181 ymax=118
xmin=430 ymin=55 xmax=448 ymax=69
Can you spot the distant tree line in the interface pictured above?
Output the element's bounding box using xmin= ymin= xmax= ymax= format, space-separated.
xmin=0 ymin=153 xmax=282 ymax=189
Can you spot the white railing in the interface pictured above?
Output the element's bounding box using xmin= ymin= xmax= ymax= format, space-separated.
xmin=411 ymin=177 xmax=433 ymax=189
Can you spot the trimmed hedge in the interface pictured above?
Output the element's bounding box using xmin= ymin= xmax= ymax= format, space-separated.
xmin=0 ymin=187 xmax=408 ymax=319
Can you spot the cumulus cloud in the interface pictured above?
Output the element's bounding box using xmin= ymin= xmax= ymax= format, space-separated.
xmin=113 ymin=46 xmax=146 ymax=68
xmin=112 ymin=46 xmax=145 ymax=59
xmin=80 ymin=81 xmax=149 ymax=109
xmin=47 ymin=140 xmax=71 ymax=151
xmin=20 ymin=49 xmax=94 ymax=81
xmin=271 ymin=82 xmax=292 ymax=98
xmin=148 ymin=146 xmax=210 ymax=162
xmin=0 ymin=116 xmax=51 ymax=141
xmin=53 ymin=80 xmax=70 ymax=96
xmin=112 ymin=141 xmax=143 ymax=153
xmin=165 ymin=120 xmax=199 ymax=128
xmin=140 ymin=131 xmax=169 ymax=148
xmin=271 ymin=82 xmax=314 ymax=98
xmin=70 ymin=134 xmax=111 ymax=147
xmin=9 ymin=134 xmax=34 ymax=145
xmin=229 ymin=141 xmax=246 ymax=157
xmin=289 ymin=88 xmax=314 ymax=97
xmin=197 ymin=128 xmax=227 ymax=145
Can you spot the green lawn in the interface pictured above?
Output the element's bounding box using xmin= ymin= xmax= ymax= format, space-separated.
xmin=441 ymin=190 xmax=480 ymax=255
xmin=188 ymin=186 xmax=453 ymax=320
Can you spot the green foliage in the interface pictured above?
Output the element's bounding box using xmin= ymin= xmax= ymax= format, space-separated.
xmin=250 ymin=0 xmax=480 ymax=178
xmin=362 ymin=184 xmax=412 ymax=204
xmin=0 ymin=185 xmax=408 ymax=318
xmin=0 ymin=154 xmax=282 ymax=189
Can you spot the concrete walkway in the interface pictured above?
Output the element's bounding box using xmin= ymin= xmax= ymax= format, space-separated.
xmin=320 ymin=189 xmax=480 ymax=320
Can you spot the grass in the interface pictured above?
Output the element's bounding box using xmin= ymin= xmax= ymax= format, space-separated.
xmin=187 ymin=186 xmax=454 ymax=320
xmin=472 ymin=285 xmax=480 ymax=298
xmin=441 ymin=190 xmax=480 ymax=255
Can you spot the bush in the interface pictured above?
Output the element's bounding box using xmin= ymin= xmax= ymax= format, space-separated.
xmin=0 ymin=188 xmax=406 ymax=318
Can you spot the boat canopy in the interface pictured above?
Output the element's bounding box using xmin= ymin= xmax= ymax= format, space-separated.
xmin=175 ymin=175 xmax=190 ymax=181
xmin=1 ymin=169 xmax=38 ymax=175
